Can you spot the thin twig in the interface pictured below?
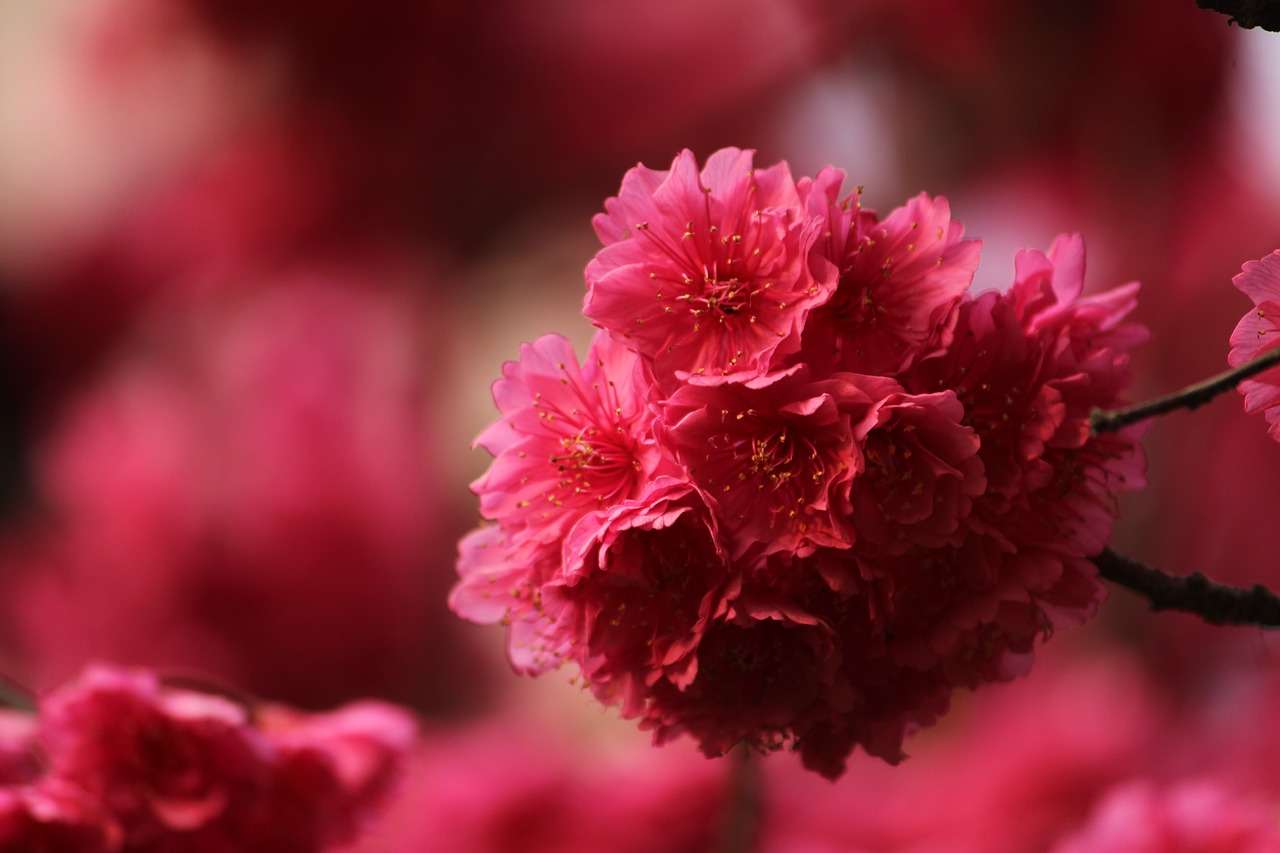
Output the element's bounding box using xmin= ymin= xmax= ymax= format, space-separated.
xmin=1090 ymin=345 xmax=1280 ymax=435
xmin=1093 ymin=547 xmax=1280 ymax=628
xmin=716 ymin=745 xmax=761 ymax=853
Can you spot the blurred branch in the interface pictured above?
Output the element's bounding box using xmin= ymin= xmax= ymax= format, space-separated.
xmin=1094 ymin=547 xmax=1280 ymax=627
xmin=1196 ymin=0 xmax=1280 ymax=30
xmin=716 ymin=745 xmax=762 ymax=853
xmin=0 ymin=672 xmax=36 ymax=713
xmin=1090 ymin=345 xmax=1280 ymax=435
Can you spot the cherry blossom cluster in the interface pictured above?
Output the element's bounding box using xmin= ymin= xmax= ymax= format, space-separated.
xmin=0 ymin=665 xmax=415 ymax=851
xmin=453 ymin=148 xmax=1147 ymax=778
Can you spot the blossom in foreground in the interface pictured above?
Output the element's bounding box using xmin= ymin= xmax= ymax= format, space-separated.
xmin=471 ymin=331 xmax=668 ymax=561
xmin=661 ymin=367 xmax=888 ymax=558
xmin=796 ymin=171 xmax=980 ymax=377
xmin=1229 ymin=250 xmax=1280 ymax=439
xmin=585 ymin=147 xmax=834 ymax=386
xmin=454 ymin=148 xmax=1146 ymax=779
xmin=0 ymin=664 xmax=415 ymax=852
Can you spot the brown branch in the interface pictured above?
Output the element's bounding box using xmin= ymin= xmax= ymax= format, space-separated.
xmin=0 ymin=672 xmax=35 ymax=713
xmin=1196 ymin=0 xmax=1280 ymax=30
xmin=716 ymin=745 xmax=762 ymax=853
xmin=1090 ymin=345 xmax=1280 ymax=435
xmin=1093 ymin=547 xmax=1280 ymax=627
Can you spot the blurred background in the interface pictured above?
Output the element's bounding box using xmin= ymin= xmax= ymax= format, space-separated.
xmin=2 ymin=0 xmax=1280 ymax=849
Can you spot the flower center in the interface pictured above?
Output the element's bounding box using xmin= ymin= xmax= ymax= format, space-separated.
xmin=548 ymin=428 xmax=635 ymax=506
xmin=749 ymin=428 xmax=810 ymax=489
xmin=641 ymin=219 xmax=765 ymax=323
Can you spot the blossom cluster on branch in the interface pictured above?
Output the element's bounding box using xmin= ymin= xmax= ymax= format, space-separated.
xmin=0 ymin=665 xmax=415 ymax=851
xmin=452 ymin=148 xmax=1148 ymax=779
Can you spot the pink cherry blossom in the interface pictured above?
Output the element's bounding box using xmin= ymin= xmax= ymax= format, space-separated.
xmin=661 ymin=367 xmax=890 ymax=558
xmin=850 ymin=389 xmax=985 ymax=555
xmin=450 ymin=525 xmax=572 ymax=676
xmin=246 ymin=701 xmax=417 ymax=850
xmin=906 ymin=287 xmax=1055 ymax=504
xmin=796 ymin=170 xmax=981 ymax=376
xmin=999 ymin=235 xmax=1147 ymax=561
xmin=471 ymin=330 xmax=669 ymax=560
xmin=585 ymin=148 xmax=834 ymax=385
xmin=876 ymin=236 xmax=1144 ymax=682
xmin=639 ymin=585 xmax=853 ymax=764
xmin=557 ymin=478 xmax=735 ymax=716
xmin=1229 ymin=250 xmax=1280 ymax=439
xmin=909 ymin=235 xmax=1146 ymax=533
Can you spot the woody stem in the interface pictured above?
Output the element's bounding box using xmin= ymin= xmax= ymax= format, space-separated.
xmin=1090 ymin=345 xmax=1280 ymax=435
xmin=1093 ymin=547 xmax=1280 ymax=627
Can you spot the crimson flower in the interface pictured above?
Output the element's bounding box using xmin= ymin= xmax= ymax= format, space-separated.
xmin=472 ymin=330 xmax=670 ymax=562
xmin=661 ymin=367 xmax=889 ymax=559
xmin=796 ymin=170 xmax=980 ymax=377
xmin=585 ymin=148 xmax=834 ymax=386
xmin=850 ymin=389 xmax=985 ymax=556
xmin=558 ymin=478 xmax=735 ymax=716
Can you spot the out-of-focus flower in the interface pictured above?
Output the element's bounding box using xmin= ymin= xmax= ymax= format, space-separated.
xmin=1229 ymin=250 xmax=1280 ymax=439
xmin=41 ymin=666 xmax=271 ymax=843
xmin=0 ymin=116 xmax=365 ymax=403
xmin=228 ymin=701 xmax=417 ymax=851
xmin=0 ymin=0 xmax=271 ymax=281
xmin=2 ymin=664 xmax=415 ymax=852
xmin=1049 ymin=779 xmax=1280 ymax=853
xmin=0 ymin=710 xmax=41 ymax=786
xmin=757 ymin=646 xmax=1167 ymax=853
xmin=1 ymin=274 xmax=474 ymax=710
xmin=342 ymin=717 xmax=728 ymax=853
xmin=0 ymin=779 xmax=122 ymax=852
xmin=172 ymin=0 xmax=833 ymax=251
xmin=846 ymin=0 xmax=1236 ymax=191
xmin=455 ymin=150 xmax=1148 ymax=779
